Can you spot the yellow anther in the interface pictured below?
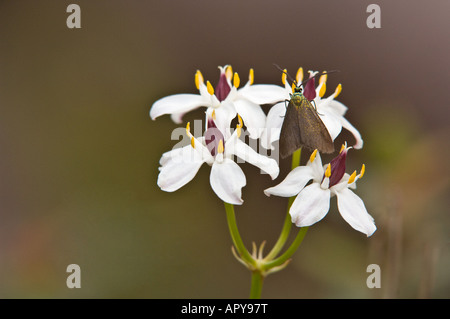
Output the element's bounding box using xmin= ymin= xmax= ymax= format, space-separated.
xmin=190 ymin=136 xmax=195 ymax=148
xmin=236 ymin=114 xmax=243 ymax=137
xmin=291 ymin=82 xmax=296 ymax=93
xmin=233 ymin=72 xmax=240 ymax=88
xmin=296 ymin=67 xmax=304 ymax=83
xmin=339 ymin=144 xmax=346 ymax=153
xmin=334 ymin=83 xmax=342 ymax=98
xmin=248 ymin=68 xmax=254 ymax=85
xmin=319 ymin=73 xmax=327 ymax=85
xmin=225 ymin=65 xmax=233 ymax=81
xmin=310 ymin=149 xmax=318 ymax=163
xmin=318 ymin=82 xmax=326 ymax=98
xmin=195 ymin=70 xmax=204 ymax=90
xmin=217 ymin=139 xmax=224 ymax=154
xmin=206 ymin=80 xmax=214 ymax=95
xmin=211 ymin=109 xmax=216 ymax=120
xmin=348 ymin=170 xmax=357 ymax=184
xmin=237 ymin=114 xmax=243 ymax=128
xmin=186 ymin=122 xmax=191 ymax=135
xmin=359 ymin=164 xmax=365 ymax=179
xmin=325 ymin=163 xmax=331 ymax=178
xmin=282 ymin=69 xmax=287 ymax=85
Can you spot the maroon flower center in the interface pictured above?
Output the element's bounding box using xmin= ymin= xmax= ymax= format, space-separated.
xmin=205 ymin=118 xmax=225 ymax=156
xmin=323 ymin=149 xmax=347 ymax=188
xmin=215 ymin=72 xmax=231 ymax=102
xmin=303 ymin=76 xmax=316 ymax=101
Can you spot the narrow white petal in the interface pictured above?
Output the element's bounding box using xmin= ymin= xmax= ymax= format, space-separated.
xmin=210 ymin=159 xmax=246 ymax=205
xmin=290 ymin=183 xmax=331 ymax=227
xmin=260 ymin=102 xmax=286 ymax=150
xmin=335 ymin=188 xmax=376 ymax=236
xmin=238 ymin=84 xmax=286 ymax=105
xmin=231 ymin=138 xmax=280 ymax=179
xmin=340 ymin=116 xmax=364 ymax=149
xmin=233 ymin=99 xmax=266 ymax=139
xmin=150 ymin=94 xmax=208 ymax=121
xmin=157 ymin=146 xmax=205 ymax=192
xmin=264 ymin=166 xmax=314 ymax=197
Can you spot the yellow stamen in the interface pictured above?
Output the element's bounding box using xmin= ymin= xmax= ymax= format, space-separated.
xmin=334 ymin=83 xmax=342 ymax=98
xmin=296 ymin=67 xmax=304 ymax=83
xmin=248 ymin=68 xmax=254 ymax=85
xmin=310 ymin=149 xmax=318 ymax=163
xmin=186 ymin=122 xmax=191 ymax=136
xmin=211 ymin=109 xmax=216 ymax=120
xmin=319 ymin=73 xmax=327 ymax=85
xmin=325 ymin=164 xmax=331 ymax=178
xmin=217 ymin=139 xmax=224 ymax=154
xmin=282 ymin=69 xmax=287 ymax=85
xmin=291 ymin=82 xmax=296 ymax=93
xmin=236 ymin=114 xmax=243 ymax=138
xmin=359 ymin=164 xmax=365 ymax=179
xmin=348 ymin=170 xmax=357 ymax=184
xmin=339 ymin=144 xmax=346 ymax=153
xmin=318 ymin=82 xmax=326 ymax=98
xmin=233 ymin=72 xmax=240 ymax=88
xmin=195 ymin=70 xmax=204 ymax=90
xmin=206 ymin=80 xmax=214 ymax=95
xmin=190 ymin=136 xmax=195 ymax=148
xmin=237 ymin=114 xmax=243 ymax=127
xmin=225 ymin=65 xmax=233 ymax=81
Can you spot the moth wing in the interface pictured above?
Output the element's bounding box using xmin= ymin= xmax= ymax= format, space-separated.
xmin=297 ymin=99 xmax=335 ymax=153
xmin=279 ymin=101 xmax=302 ymax=159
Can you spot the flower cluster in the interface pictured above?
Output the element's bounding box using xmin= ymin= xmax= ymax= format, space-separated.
xmin=150 ymin=65 xmax=376 ymax=236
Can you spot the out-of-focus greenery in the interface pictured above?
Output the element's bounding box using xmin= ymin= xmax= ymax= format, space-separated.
xmin=0 ymin=1 xmax=448 ymax=298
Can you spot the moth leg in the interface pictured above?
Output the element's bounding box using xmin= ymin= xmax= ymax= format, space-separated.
xmin=311 ymin=100 xmax=325 ymax=116
xmin=279 ymin=99 xmax=290 ymax=118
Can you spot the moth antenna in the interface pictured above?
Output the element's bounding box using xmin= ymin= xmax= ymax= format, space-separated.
xmin=273 ymin=63 xmax=298 ymax=86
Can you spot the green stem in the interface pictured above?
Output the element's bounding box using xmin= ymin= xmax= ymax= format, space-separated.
xmin=263 ymin=226 xmax=308 ymax=271
xmin=249 ymin=271 xmax=264 ymax=299
xmin=264 ymin=148 xmax=302 ymax=260
xmin=224 ymin=202 xmax=255 ymax=266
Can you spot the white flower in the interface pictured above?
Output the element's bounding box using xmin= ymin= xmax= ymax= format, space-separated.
xmin=264 ymin=144 xmax=376 ymax=236
xmin=150 ymin=65 xmax=284 ymax=139
xmin=158 ymin=117 xmax=280 ymax=205
xmin=259 ymin=67 xmax=364 ymax=151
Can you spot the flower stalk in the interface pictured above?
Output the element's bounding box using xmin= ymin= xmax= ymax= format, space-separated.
xmin=225 ymin=148 xmax=309 ymax=299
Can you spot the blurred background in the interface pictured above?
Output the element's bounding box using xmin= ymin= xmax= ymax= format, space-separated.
xmin=0 ymin=0 xmax=449 ymax=298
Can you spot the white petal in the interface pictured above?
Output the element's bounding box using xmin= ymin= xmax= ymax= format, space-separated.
xmin=335 ymin=187 xmax=376 ymax=236
xmin=326 ymin=99 xmax=348 ymax=116
xmin=210 ymin=158 xmax=246 ymax=205
xmin=260 ymin=102 xmax=286 ymax=150
xmin=318 ymin=110 xmax=343 ymax=141
xmin=150 ymin=94 xmax=208 ymax=121
xmin=157 ymin=146 xmax=205 ymax=192
xmin=230 ymin=138 xmax=279 ymax=179
xmin=238 ymin=84 xmax=286 ymax=105
xmin=264 ymin=166 xmax=314 ymax=197
xmin=307 ymin=150 xmax=325 ymax=182
xmin=290 ymin=183 xmax=331 ymax=227
xmin=340 ymin=116 xmax=364 ymax=149
xmin=233 ymin=99 xmax=266 ymax=139
xmin=210 ymin=102 xmax=236 ymax=139
xmin=170 ymin=112 xmax=184 ymax=124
